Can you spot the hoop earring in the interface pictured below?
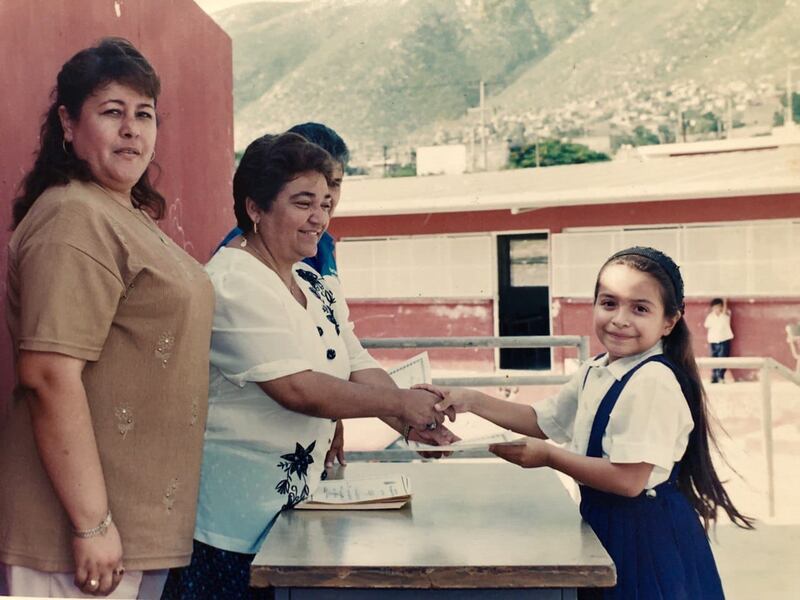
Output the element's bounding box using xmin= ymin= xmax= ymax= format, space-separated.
xmin=253 ymin=221 xmax=259 ymax=235
xmin=62 ymin=139 xmax=71 ymax=155
xmin=150 ymin=150 xmax=156 ymax=163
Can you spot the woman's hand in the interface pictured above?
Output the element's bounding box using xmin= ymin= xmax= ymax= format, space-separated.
xmin=325 ymin=420 xmax=346 ymax=467
xmin=408 ymin=423 xmax=461 ymax=458
xmin=489 ymin=438 xmax=552 ymax=469
xmin=401 ymin=388 xmax=447 ymax=430
xmin=72 ymin=520 xmax=124 ymax=596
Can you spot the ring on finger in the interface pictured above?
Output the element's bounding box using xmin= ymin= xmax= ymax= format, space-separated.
xmin=114 ymin=567 xmax=125 ymax=576
xmin=426 ymin=422 xmax=437 ymax=430
xmin=87 ymin=578 xmax=99 ymax=590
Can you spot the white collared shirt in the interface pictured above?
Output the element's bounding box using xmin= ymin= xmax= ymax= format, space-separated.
xmin=535 ymin=342 xmax=693 ymax=488
xmin=195 ymin=248 xmax=380 ymax=553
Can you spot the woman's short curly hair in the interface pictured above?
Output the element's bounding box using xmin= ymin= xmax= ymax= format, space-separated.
xmin=233 ymin=132 xmax=334 ymax=233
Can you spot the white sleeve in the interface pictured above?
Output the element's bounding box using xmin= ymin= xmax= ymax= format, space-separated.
xmin=327 ymin=276 xmax=379 ymax=373
xmin=605 ymin=362 xmax=693 ymax=471
xmin=209 ymin=267 xmax=312 ymax=386
xmin=534 ymin=366 xmax=585 ymax=443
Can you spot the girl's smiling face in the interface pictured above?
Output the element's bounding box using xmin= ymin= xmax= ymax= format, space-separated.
xmin=593 ymin=263 xmax=679 ymax=363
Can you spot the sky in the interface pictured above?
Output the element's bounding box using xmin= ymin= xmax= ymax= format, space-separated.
xmin=195 ymin=0 xmax=293 ymax=15
xmin=195 ymin=0 xmax=264 ymax=15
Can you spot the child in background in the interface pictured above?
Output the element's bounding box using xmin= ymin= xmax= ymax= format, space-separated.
xmin=704 ymin=297 xmax=734 ymax=383
xmin=422 ymin=246 xmax=753 ymax=599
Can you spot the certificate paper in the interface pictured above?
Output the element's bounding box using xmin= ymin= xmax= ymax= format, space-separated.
xmin=387 ymin=352 xmax=432 ymax=388
xmin=403 ymin=431 xmax=525 ymax=453
xmin=296 ymin=474 xmax=412 ymax=510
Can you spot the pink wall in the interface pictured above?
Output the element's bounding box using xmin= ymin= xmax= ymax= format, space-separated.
xmin=348 ymin=297 xmax=798 ymax=378
xmin=0 ymin=0 xmax=233 ymax=411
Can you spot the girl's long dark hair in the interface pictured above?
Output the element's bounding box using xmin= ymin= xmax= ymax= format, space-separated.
xmin=12 ymin=37 xmax=164 ymax=229
xmin=598 ymin=253 xmax=755 ymax=530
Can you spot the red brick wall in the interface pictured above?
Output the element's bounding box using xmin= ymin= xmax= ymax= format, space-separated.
xmin=0 ymin=0 xmax=233 ymax=411
xmin=334 ymin=195 xmax=800 ymax=377
xmin=330 ymin=193 xmax=800 ymax=238
xmin=347 ymin=299 xmax=496 ymax=371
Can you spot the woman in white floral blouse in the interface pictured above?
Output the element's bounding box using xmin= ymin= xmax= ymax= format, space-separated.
xmin=162 ymin=133 xmax=453 ymax=600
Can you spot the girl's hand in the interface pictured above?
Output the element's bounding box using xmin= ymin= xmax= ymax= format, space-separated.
xmin=412 ymin=384 xmax=472 ymax=416
xmin=72 ymin=520 xmax=124 ymax=596
xmin=434 ymin=388 xmax=475 ymax=417
xmin=490 ymin=438 xmax=552 ymax=469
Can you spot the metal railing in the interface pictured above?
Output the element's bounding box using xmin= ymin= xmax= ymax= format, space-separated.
xmin=363 ymin=335 xmax=590 ymax=387
xmin=695 ymin=356 xmax=799 ymax=517
xmin=357 ymin=337 xmax=799 ymax=517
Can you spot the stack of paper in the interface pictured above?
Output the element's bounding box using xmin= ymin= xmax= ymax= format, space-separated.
xmin=296 ymin=474 xmax=412 ymax=510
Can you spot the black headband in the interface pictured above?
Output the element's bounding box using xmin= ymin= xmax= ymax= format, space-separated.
xmin=609 ymin=246 xmax=685 ymax=310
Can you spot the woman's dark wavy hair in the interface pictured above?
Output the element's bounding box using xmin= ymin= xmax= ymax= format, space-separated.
xmin=12 ymin=37 xmax=164 ymax=229
xmin=595 ymin=252 xmax=754 ymax=531
xmin=233 ymin=132 xmax=334 ymax=233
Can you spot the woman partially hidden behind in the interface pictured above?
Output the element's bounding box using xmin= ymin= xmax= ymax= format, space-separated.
xmin=0 ymin=38 xmax=214 ymax=598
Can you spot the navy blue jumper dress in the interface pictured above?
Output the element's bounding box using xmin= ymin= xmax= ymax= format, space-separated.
xmin=578 ymin=355 xmax=724 ymax=599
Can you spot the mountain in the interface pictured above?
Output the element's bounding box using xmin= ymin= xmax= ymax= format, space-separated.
xmin=488 ymin=0 xmax=800 ymax=124
xmin=213 ymin=0 xmax=800 ymax=155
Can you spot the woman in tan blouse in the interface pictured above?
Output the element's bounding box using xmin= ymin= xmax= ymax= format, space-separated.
xmin=0 ymin=38 xmax=214 ymax=598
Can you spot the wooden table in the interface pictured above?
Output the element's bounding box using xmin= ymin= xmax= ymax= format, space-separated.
xmin=251 ymin=461 xmax=615 ymax=599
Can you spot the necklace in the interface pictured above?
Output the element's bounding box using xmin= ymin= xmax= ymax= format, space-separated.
xmin=243 ymin=234 xmax=305 ymax=304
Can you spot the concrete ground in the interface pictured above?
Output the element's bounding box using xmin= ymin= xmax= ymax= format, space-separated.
xmin=344 ymin=374 xmax=800 ymax=598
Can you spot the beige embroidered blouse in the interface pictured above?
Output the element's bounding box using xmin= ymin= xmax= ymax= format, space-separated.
xmin=0 ymin=180 xmax=214 ymax=572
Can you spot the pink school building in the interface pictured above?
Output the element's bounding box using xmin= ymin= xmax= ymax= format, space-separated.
xmin=330 ymin=142 xmax=800 ymax=378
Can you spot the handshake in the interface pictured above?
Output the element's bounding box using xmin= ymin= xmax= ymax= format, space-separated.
xmin=411 ymin=383 xmax=473 ymax=428
xmin=397 ymin=383 xmax=475 ymax=445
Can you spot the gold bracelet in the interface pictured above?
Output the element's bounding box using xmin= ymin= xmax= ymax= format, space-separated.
xmin=403 ymin=424 xmax=412 ymax=443
xmin=73 ymin=510 xmax=112 ymax=538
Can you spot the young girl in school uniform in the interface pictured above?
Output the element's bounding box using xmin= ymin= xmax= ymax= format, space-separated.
xmin=422 ymin=246 xmax=753 ymax=599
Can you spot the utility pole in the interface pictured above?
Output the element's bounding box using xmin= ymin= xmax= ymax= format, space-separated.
xmin=787 ymin=66 xmax=793 ymax=126
xmin=786 ymin=65 xmax=800 ymax=127
xmin=726 ymin=97 xmax=733 ymax=138
xmin=479 ymin=79 xmax=488 ymax=171
xmin=680 ymin=111 xmax=687 ymax=142
xmin=468 ymin=126 xmax=476 ymax=171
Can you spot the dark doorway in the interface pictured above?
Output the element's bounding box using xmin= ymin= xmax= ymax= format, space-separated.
xmin=498 ymin=233 xmax=551 ymax=370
